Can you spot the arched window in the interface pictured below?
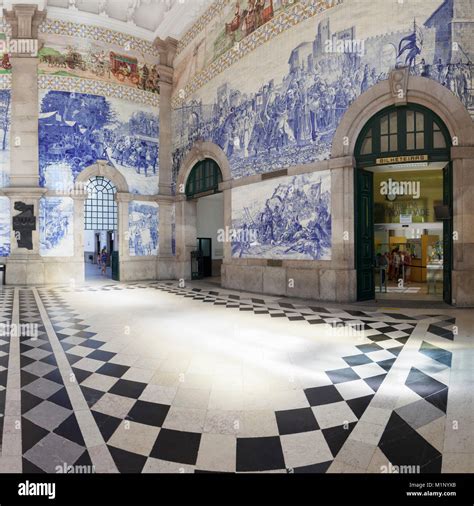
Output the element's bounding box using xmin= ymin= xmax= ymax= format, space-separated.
xmin=185 ymin=158 xmax=223 ymax=198
xmin=355 ymin=104 xmax=451 ymax=167
xmin=84 ymin=176 xmax=117 ymax=230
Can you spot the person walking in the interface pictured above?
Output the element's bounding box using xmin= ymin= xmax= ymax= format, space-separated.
xmin=404 ymin=250 xmax=412 ymax=284
xmin=376 ymin=252 xmax=388 ymax=288
xmin=393 ymin=248 xmax=401 ymax=283
xmin=101 ymin=247 xmax=108 ymax=276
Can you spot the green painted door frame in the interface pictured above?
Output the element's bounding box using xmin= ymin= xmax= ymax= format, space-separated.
xmin=354 ymin=104 xmax=453 ymax=304
xmin=355 ymin=169 xmax=375 ymax=301
xmin=443 ymin=163 xmax=453 ymax=304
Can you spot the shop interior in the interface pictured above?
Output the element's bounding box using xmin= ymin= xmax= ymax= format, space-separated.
xmin=370 ymin=163 xmax=446 ymax=301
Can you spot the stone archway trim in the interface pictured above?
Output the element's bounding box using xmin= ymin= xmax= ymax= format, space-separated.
xmin=75 ymin=160 xmax=130 ymax=193
xmin=331 ymin=74 xmax=474 ymax=160
xmin=176 ymin=141 xmax=232 ymax=192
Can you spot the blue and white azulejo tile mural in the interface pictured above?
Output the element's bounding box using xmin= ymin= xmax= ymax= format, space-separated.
xmin=39 ymin=90 xmax=159 ymax=195
xmin=0 ymin=196 xmax=10 ymax=256
xmin=172 ymin=0 xmax=473 ymax=185
xmin=39 ymin=197 xmax=74 ymax=257
xmin=0 ymin=89 xmax=11 ymax=188
xmin=129 ymin=201 xmax=159 ymax=256
xmin=231 ymin=171 xmax=331 ymax=260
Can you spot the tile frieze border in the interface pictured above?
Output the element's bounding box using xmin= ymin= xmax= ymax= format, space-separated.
xmin=37 ymin=19 xmax=160 ymax=58
xmin=1 ymin=18 xmax=159 ymax=58
xmin=38 ymin=75 xmax=159 ymax=108
xmin=0 ymin=75 xmax=11 ymax=88
xmin=173 ymin=0 xmax=341 ymax=106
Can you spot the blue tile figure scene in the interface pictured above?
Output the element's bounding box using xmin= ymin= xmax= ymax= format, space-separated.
xmin=0 ymin=89 xmax=11 ymax=188
xmin=39 ymin=197 xmax=74 ymax=257
xmin=231 ymin=171 xmax=331 ymax=260
xmin=0 ymin=196 xmax=10 ymax=256
xmin=172 ymin=0 xmax=472 ymax=187
xmin=129 ymin=201 xmax=159 ymax=256
xmin=39 ymin=91 xmax=159 ymax=195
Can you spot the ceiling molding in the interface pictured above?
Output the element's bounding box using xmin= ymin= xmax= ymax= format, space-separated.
xmin=0 ymin=0 xmax=214 ymax=43
xmin=41 ymin=6 xmax=156 ymax=41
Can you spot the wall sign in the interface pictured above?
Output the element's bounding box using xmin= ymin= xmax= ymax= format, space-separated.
xmin=400 ymin=214 xmax=413 ymax=224
xmin=12 ymin=202 xmax=36 ymax=250
xmin=376 ymin=155 xmax=429 ymax=165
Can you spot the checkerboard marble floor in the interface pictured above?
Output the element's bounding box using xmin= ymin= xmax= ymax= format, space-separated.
xmin=0 ymin=281 xmax=472 ymax=473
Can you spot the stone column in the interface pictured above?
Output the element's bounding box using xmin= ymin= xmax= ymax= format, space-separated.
xmin=155 ymin=36 xmax=177 ymax=197
xmin=157 ymin=196 xmax=175 ymax=279
xmin=116 ymin=191 xmax=132 ymax=281
xmin=154 ymin=37 xmax=178 ymax=279
xmin=3 ymin=5 xmax=46 ymax=284
xmin=175 ymin=194 xmax=197 ymax=280
xmin=70 ymin=194 xmax=87 ymax=283
xmin=330 ymin=158 xmax=357 ymax=302
xmin=452 ymin=147 xmax=474 ymax=306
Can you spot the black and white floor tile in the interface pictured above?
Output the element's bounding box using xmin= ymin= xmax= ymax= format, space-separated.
xmin=376 ymin=319 xmax=454 ymax=473
xmin=18 ymin=290 xmax=92 ymax=473
xmin=39 ymin=283 xmax=434 ymax=473
xmin=0 ymin=281 xmax=462 ymax=473
xmin=0 ymin=289 xmax=14 ymax=453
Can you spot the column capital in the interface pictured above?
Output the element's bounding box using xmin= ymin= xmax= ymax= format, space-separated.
xmin=157 ymin=64 xmax=174 ymax=87
xmin=156 ymin=194 xmax=175 ymax=204
xmin=115 ymin=192 xmax=132 ymax=203
xmin=1 ymin=187 xmax=46 ymax=197
xmin=154 ymin=37 xmax=178 ymax=87
xmin=2 ymin=5 xmax=46 ymax=39
xmin=154 ymin=36 xmax=178 ymax=67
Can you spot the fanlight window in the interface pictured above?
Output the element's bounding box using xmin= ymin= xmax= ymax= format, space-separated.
xmin=185 ymin=158 xmax=223 ymax=198
xmin=356 ymin=105 xmax=450 ymax=161
xmin=84 ymin=176 xmax=117 ymax=230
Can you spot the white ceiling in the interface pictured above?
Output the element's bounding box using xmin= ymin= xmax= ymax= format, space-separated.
xmin=0 ymin=0 xmax=214 ymax=41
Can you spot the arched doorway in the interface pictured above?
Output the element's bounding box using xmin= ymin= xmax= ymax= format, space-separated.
xmin=354 ymin=103 xmax=452 ymax=303
xmin=185 ymin=158 xmax=224 ymax=280
xmin=84 ymin=176 xmax=118 ymax=280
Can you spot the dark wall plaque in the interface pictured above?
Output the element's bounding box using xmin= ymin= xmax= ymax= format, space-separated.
xmin=12 ymin=202 xmax=36 ymax=250
xmin=267 ymin=259 xmax=283 ymax=267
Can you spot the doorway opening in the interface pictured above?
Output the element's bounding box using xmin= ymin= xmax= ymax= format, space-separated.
xmin=84 ymin=176 xmax=118 ymax=281
xmin=186 ymin=158 xmax=224 ymax=282
xmin=354 ymin=104 xmax=452 ymax=303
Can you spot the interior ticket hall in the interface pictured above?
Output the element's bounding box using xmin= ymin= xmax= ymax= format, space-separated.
xmin=0 ymin=0 xmax=472 ymax=497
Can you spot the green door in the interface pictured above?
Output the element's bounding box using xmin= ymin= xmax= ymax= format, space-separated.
xmin=443 ymin=163 xmax=453 ymax=304
xmin=111 ymin=251 xmax=119 ymax=281
xmin=356 ymin=168 xmax=375 ymax=301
